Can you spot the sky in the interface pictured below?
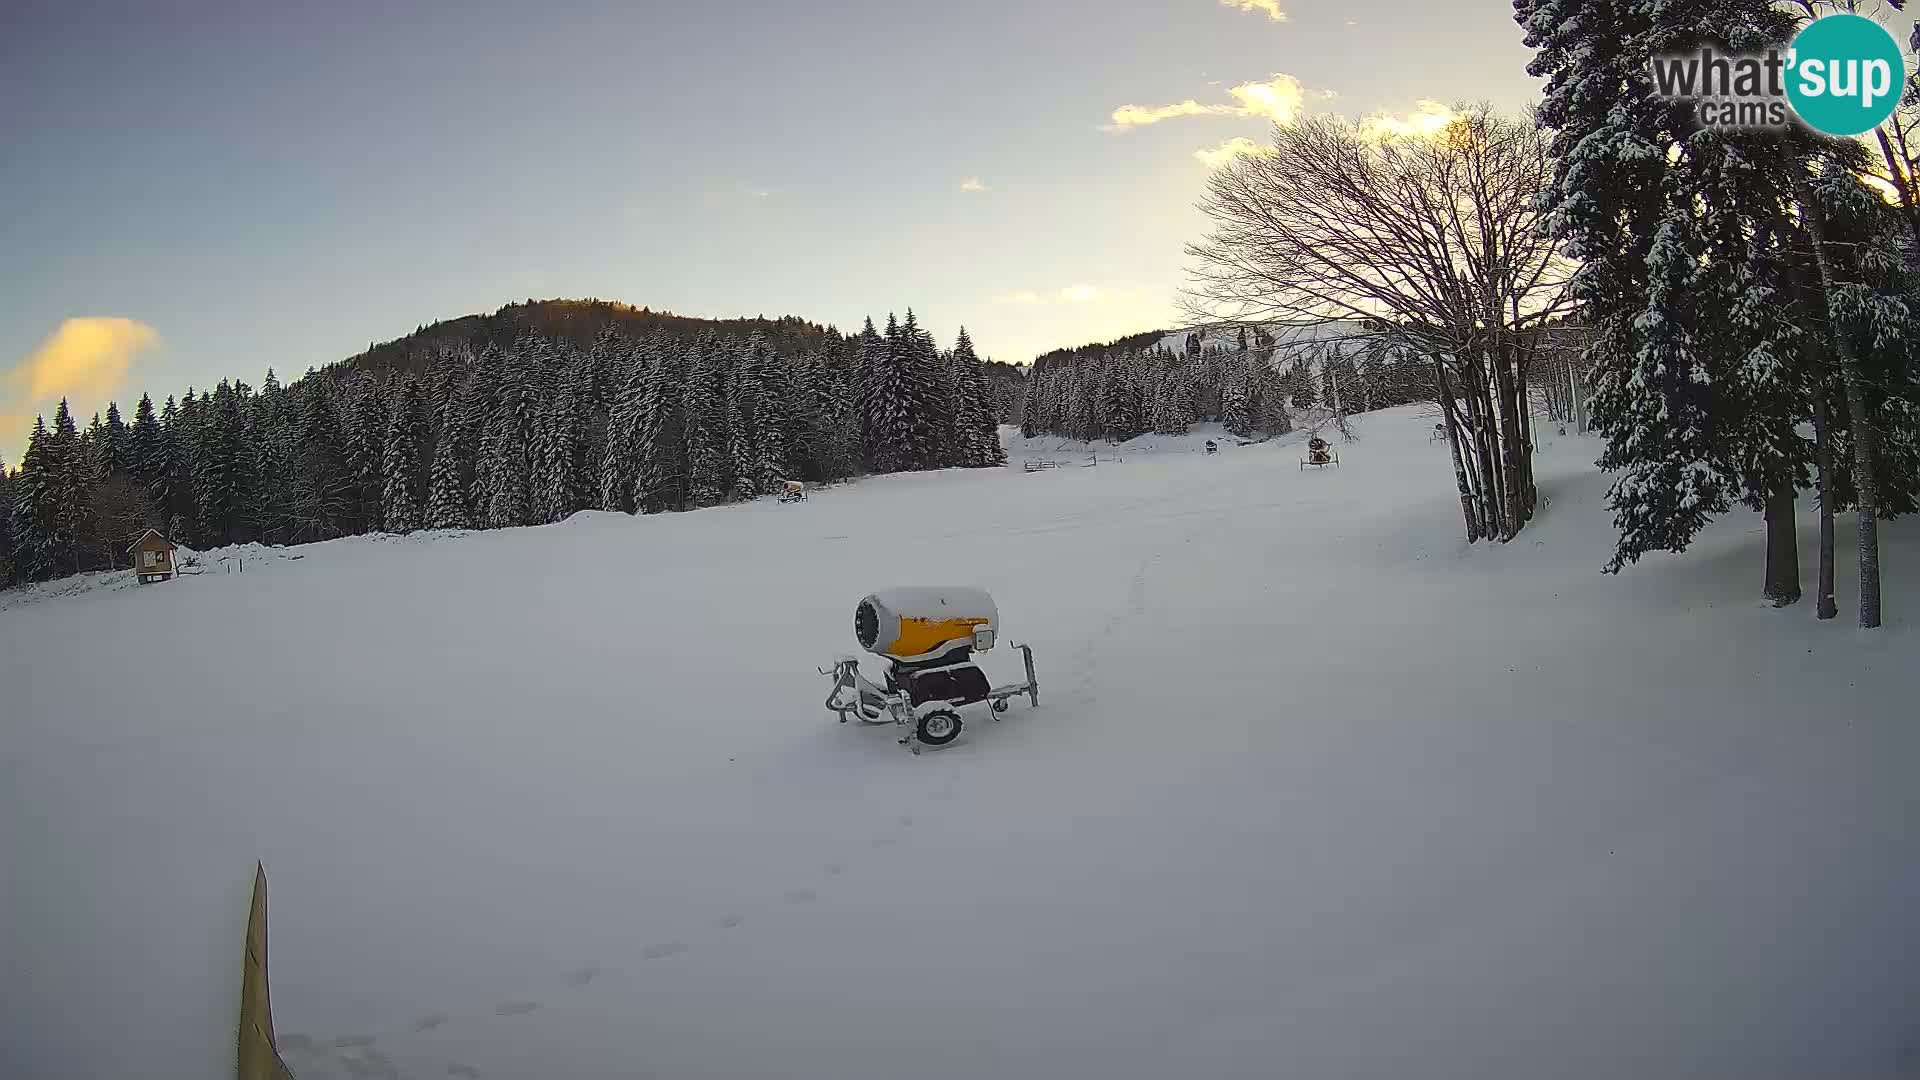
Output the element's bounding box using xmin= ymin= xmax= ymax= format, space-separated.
xmin=0 ymin=0 xmax=1545 ymax=463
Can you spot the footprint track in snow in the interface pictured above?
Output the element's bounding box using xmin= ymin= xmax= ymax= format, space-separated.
xmin=493 ymin=1001 xmax=540 ymax=1017
xmin=642 ymin=942 xmax=688 ymax=960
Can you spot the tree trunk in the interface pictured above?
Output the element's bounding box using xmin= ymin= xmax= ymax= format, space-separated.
xmin=1838 ymin=362 xmax=1883 ymax=629
xmin=1435 ymin=358 xmax=1483 ymax=542
xmin=1796 ymin=181 xmax=1884 ymax=628
xmin=1812 ymin=382 xmax=1838 ymax=621
xmin=1465 ymin=360 xmax=1507 ymax=539
xmin=1763 ymin=483 xmax=1801 ymax=607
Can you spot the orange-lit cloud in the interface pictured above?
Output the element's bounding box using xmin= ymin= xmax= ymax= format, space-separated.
xmin=1109 ymin=99 xmax=1227 ymax=128
xmin=1194 ymin=136 xmax=1275 ymax=168
xmin=7 ymin=316 xmax=159 ymax=405
xmin=1357 ymin=100 xmax=1465 ymax=142
xmin=1220 ymin=0 xmax=1288 ymax=22
xmin=3 ymin=316 xmax=161 ymax=463
xmin=1107 ymin=74 xmax=1305 ymax=131
xmin=1224 ymin=75 xmax=1304 ymax=123
xmin=959 ymin=177 xmax=988 ymax=192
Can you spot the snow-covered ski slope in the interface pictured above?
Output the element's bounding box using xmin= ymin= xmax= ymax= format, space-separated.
xmin=6 ymin=406 xmax=1918 ymax=1080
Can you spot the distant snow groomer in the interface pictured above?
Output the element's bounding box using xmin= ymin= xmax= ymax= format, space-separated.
xmin=821 ymin=587 xmax=1039 ymax=753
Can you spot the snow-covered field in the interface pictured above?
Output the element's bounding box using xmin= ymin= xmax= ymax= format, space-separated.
xmin=6 ymin=407 xmax=1918 ymax=1080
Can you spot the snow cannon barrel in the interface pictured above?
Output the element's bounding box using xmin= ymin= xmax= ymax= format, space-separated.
xmin=854 ymin=587 xmax=999 ymax=661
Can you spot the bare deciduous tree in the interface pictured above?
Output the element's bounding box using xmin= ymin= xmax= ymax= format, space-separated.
xmin=1184 ymin=107 xmax=1575 ymax=541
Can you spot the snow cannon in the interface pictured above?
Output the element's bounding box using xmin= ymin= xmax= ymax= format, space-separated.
xmin=823 ymin=587 xmax=1040 ymax=754
xmin=855 ymin=586 xmax=999 ymax=662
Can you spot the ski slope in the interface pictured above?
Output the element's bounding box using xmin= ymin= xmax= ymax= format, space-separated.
xmin=5 ymin=406 xmax=1918 ymax=1080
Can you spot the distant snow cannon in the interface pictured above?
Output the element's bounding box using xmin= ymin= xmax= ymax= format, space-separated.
xmin=824 ymin=587 xmax=1039 ymax=753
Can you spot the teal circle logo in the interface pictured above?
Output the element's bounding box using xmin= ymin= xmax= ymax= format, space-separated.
xmin=1786 ymin=14 xmax=1905 ymax=136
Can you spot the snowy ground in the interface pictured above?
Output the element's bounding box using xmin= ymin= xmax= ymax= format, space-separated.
xmin=6 ymin=407 xmax=1918 ymax=1080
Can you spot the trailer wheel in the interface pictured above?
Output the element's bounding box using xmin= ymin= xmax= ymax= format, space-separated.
xmin=916 ymin=708 xmax=963 ymax=746
xmin=991 ymin=698 xmax=1009 ymax=714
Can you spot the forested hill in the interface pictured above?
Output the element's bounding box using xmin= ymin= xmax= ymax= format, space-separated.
xmin=1 ymin=302 xmax=1027 ymax=586
xmin=337 ymin=299 xmax=839 ymax=381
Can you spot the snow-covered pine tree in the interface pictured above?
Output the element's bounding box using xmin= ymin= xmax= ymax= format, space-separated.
xmin=1155 ymin=363 xmax=1193 ymax=436
xmin=246 ymin=371 xmax=291 ymax=543
xmin=683 ymin=335 xmax=730 ymax=506
xmin=864 ymin=314 xmax=913 ymax=473
xmin=632 ymin=336 xmax=690 ymax=512
xmin=381 ymin=378 xmax=427 ymax=532
xmin=530 ymin=378 xmax=584 ymax=524
xmin=290 ymin=382 xmax=353 ymax=542
xmin=80 ymin=411 xmax=104 ymax=488
xmin=424 ymin=407 xmax=470 ymax=530
xmin=1103 ymin=350 xmax=1149 ymax=444
xmin=476 ymin=351 xmax=537 ymax=529
xmin=1221 ymin=361 xmax=1253 ymax=438
xmin=1019 ymin=367 xmax=1045 ymax=439
xmin=147 ymin=395 xmax=193 ymax=541
xmin=1062 ymin=363 xmax=1092 ymax=442
xmin=192 ymin=380 xmax=246 ymax=546
xmin=934 ymin=345 xmax=967 ymax=467
xmin=8 ymin=417 xmax=63 ymax=580
xmin=798 ymin=349 xmax=859 ymax=480
xmin=761 ymin=348 xmax=803 ymax=478
xmin=98 ymin=402 xmax=127 ymax=479
xmin=48 ymin=400 xmax=91 ymax=573
xmin=562 ymin=350 xmax=604 ymax=510
xmin=1520 ymin=0 xmax=1815 ymax=586
xmin=128 ymin=393 xmax=162 ymax=493
xmin=898 ymin=310 xmax=945 ymax=470
xmin=1254 ymin=362 xmax=1292 ymax=437
xmin=721 ymin=332 xmax=786 ymax=497
xmin=854 ymin=316 xmax=884 ymax=465
xmin=723 ymin=344 xmax=757 ymax=500
xmin=0 ymin=465 xmax=16 ymax=585
xmin=342 ymin=375 xmax=387 ymax=534
xmin=949 ymin=328 xmax=1003 ymax=466
xmin=599 ymin=337 xmax=647 ymax=513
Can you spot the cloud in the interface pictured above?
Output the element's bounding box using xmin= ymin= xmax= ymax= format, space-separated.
xmin=995 ymin=284 xmax=1129 ymax=306
xmin=7 ymin=316 xmax=159 ymax=407
xmin=1357 ymin=100 xmax=1465 ymax=142
xmin=1106 ymin=74 xmax=1305 ymax=130
xmin=1109 ymin=99 xmax=1228 ymax=129
xmin=1220 ymin=0 xmax=1288 ymax=21
xmin=3 ymin=317 xmax=160 ymax=462
xmin=1194 ymin=136 xmax=1275 ymax=168
xmin=1224 ymin=74 xmax=1305 ymax=124
xmin=959 ymin=177 xmax=987 ymax=193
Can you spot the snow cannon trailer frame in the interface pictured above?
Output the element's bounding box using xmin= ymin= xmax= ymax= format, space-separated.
xmin=1301 ymin=435 xmax=1339 ymax=470
xmin=821 ymin=588 xmax=1040 ymax=754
